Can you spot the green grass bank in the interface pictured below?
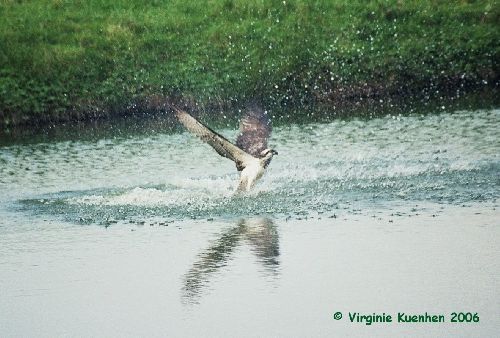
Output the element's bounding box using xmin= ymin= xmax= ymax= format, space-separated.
xmin=0 ymin=0 xmax=498 ymax=126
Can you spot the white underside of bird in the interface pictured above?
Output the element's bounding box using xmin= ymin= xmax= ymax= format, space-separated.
xmin=237 ymin=158 xmax=266 ymax=192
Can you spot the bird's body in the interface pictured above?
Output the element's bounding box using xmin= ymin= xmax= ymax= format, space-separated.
xmin=238 ymin=158 xmax=265 ymax=192
xmin=173 ymin=104 xmax=277 ymax=193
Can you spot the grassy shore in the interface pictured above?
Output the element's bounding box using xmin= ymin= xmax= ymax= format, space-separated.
xmin=0 ymin=0 xmax=498 ymax=126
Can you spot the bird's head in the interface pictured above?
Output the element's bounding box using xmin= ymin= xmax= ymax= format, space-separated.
xmin=260 ymin=149 xmax=278 ymax=168
xmin=260 ymin=148 xmax=278 ymax=158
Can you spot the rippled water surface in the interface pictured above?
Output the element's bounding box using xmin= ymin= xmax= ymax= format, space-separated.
xmin=1 ymin=109 xmax=499 ymax=337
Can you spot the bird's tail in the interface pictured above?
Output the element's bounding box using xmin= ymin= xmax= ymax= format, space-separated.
xmin=235 ymin=176 xmax=249 ymax=194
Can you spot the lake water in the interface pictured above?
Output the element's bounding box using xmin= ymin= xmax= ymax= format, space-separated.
xmin=0 ymin=108 xmax=499 ymax=337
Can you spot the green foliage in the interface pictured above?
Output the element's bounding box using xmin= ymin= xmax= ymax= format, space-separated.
xmin=0 ymin=0 xmax=498 ymax=124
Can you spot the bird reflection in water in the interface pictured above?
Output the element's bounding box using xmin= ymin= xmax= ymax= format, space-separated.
xmin=182 ymin=217 xmax=279 ymax=303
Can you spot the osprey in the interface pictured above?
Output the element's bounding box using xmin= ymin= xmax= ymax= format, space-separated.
xmin=173 ymin=105 xmax=278 ymax=192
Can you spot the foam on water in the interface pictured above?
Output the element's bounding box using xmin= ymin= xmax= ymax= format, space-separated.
xmin=70 ymin=176 xmax=236 ymax=207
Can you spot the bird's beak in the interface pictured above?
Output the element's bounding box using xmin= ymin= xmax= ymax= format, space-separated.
xmin=273 ymin=150 xmax=278 ymax=155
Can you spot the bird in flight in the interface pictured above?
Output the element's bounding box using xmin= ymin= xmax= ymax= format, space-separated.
xmin=173 ymin=104 xmax=278 ymax=192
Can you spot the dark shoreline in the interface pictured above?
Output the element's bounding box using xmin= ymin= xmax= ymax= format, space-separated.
xmin=1 ymin=80 xmax=498 ymax=128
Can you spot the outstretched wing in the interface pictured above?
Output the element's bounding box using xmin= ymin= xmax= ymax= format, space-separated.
xmin=236 ymin=104 xmax=272 ymax=158
xmin=173 ymin=107 xmax=254 ymax=169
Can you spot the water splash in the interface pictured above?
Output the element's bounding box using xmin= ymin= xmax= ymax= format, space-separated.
xmin=7 ymin=109 xmax=499 ymax=225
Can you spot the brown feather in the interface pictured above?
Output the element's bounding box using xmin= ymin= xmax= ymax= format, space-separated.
xmin=236 ymin=105 xmax=272 ymax=158
xmin=173 ymin=107 xmax=253 ymax=171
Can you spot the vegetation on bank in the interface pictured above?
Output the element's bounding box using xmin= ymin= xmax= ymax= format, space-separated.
xmin=0 ymin=0 xmax=498 ymax=126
